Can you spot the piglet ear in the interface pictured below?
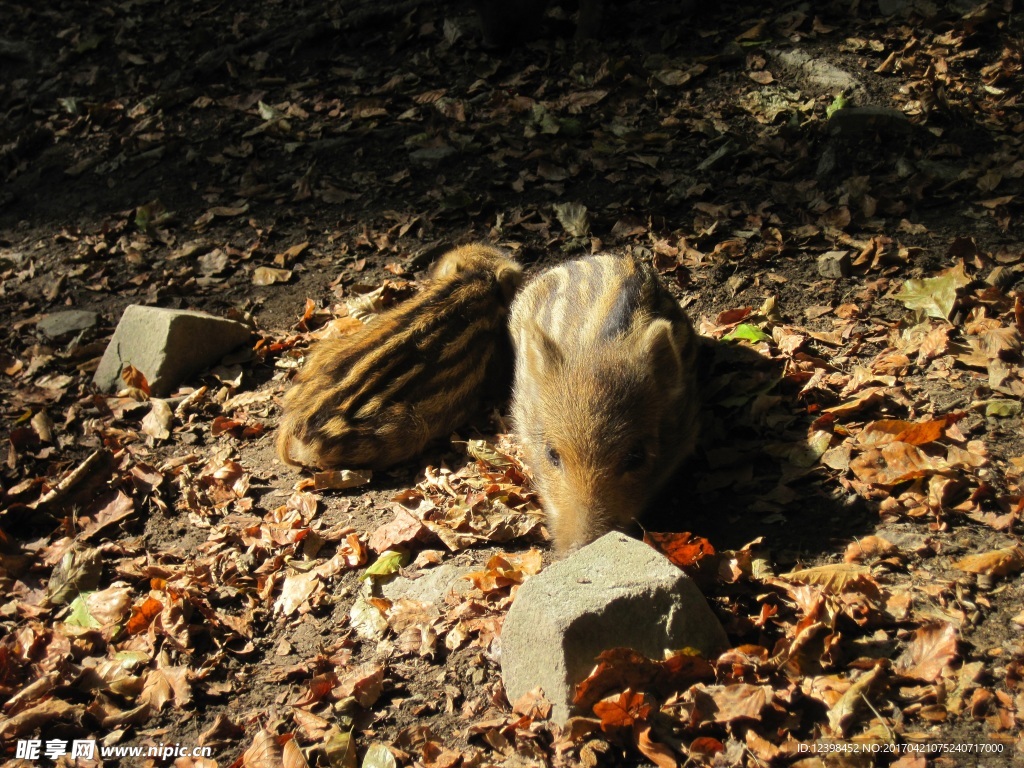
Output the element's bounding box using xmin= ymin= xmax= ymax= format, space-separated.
xmin=495 ymin=262 xmax=525 ymax=306
xmin=521 ymin=320 xmax=564 ymax=378
xmin=431 ymin=251 xmax=463 ymax=280
xmin=643 ymin=318 xmax=684 ymax=393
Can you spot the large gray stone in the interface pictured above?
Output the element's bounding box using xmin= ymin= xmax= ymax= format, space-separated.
xmin=37 ymin=310 xmax=99 ymax=339
xmin=93 ymin=305 xmax=252 ymax=396
xmin=772 ymin=49 xmax=864 ymax=97
xmin=500 ymin=533 xmax=729 ymax=723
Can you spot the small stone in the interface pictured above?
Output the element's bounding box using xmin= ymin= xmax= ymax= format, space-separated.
xmin=818 ymin=251 xmax=851 ymax=279
xmin=500 ymin=533 xmax=728 ymax=723
xmin=93 ymin=305 xmax=252 ymax=396
xmin=37 ymin=310 xmax=99 ymax=339
xmin=378 ymin=563 xmax=473 ymax=605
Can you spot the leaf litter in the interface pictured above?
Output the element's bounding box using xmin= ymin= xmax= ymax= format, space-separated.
xmin=2 ymin=0 xmax=1024 ymax=766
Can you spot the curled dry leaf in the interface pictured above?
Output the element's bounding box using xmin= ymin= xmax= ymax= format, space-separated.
xmin=252 ymin=266 xmax=293 ymax=285
xmin=843 ymin=535 xmax=899 ymax=564
xmin=593 ymin=689 xmax=650 ymax=730
xmin=953 ymin=546 xmax=1024 ymax=577
xmin=78 ymin=490 xmax=137 ymax=540
xmin=361 ymin=743 xmax=398 ymax=768
xmin=826 ymin=662 xmax=889 ymax=736
xmin=241 ymin=728 xmax=283 ymax=768
xmin=553 ymin=201 xmax=591 ymax=238
xmin=141 ymin=398 xmax=174 ymax=441
xmin=120 ymin=363 xmax=151 ymax=396
xmin=644 ymin=531 xmax=715 ymax=569
xmin=313 ymin=468 xmax=372 ymax=491
xmin=350 ymin=593 xmax=389 ymax=641
xmin=74 ymin=584 xmax=133 ymax=631
xmin=635 ymin=724 xmax=678 ymax=768
xmin=274 ymin=568 xmax=321 ymax=616
xmin=282 ymin=736 xmax=309 ymax=768
xmin=512 ymin=687 xmax=553 ymax=719
xmin=574 ymin=648 xmax=715 ymax=712
xmin=0 ymin=698 xmax=85 ymax=740
xmin=464 ymin=550 xmax=542 ymax=594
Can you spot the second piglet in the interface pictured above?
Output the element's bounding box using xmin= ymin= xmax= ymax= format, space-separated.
xmin=509 ymin=254 xmax=699 ymax=554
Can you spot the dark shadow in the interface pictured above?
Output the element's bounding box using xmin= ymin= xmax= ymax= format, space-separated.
xmin=645 ymin=336 xmax=873 ymax=566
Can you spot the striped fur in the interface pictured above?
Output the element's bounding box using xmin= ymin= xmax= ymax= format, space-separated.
xmin=278 ymin=244 xmax=523 ymax=470
xmin=509 ymin=254 xmax=699 ymax=553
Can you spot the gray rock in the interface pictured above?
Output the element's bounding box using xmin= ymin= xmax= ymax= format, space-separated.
xmin=379 ymin=563 xmax=473 ymax=605
xmin=37 ymin=310 xmax=99 ymax=339
xmin=817 ymin=251 xmax=851 ymax=279
xmin=93 ymin=305 xmax=252 ymax=396
xmin=828 ymin=106 xmax=911 ymax=139
xmin=773 ymin=49 xmax=864 ymax=97
xmin=500 ymin=533 xmax=728 ymax=722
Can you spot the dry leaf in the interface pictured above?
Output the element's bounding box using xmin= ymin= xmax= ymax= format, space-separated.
xmin=893 ymin=262 xmax=971 ymax=321
xmin=827 ymin=663 xmax=888 ymax=736
xmin=843 ymin=535 xmax=898 ymax=563
xmin=782 ymin=563 xmax=874 ymax=593
xmin=953 ymin=546 xmax=1024 ymax=577
xmin=252 ymin=266 xmax=293 ymax=285
xmin=895 ymin=622 xmax=958 ymax=681
xmin=849 ymin=442 xmax=948 ymax=486
xmin=141 ymin=398 xmax=174 ymax=441
xmin=314 ymin=469 xmax=373 ymax=490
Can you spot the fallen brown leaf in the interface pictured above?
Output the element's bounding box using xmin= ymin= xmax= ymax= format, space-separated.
xmin=895 ymin=622 xmax=958 ymax=682
xmin=953 ymin=546 xmax=1024 ymax=577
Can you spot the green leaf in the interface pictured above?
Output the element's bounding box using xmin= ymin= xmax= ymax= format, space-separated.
xmin=360 ymin=549 xmax=408 ymax=581
xmin=826 ymin=93 xmax=849 ymax=119
xmin=985 ymin=399 xmax=1021 ymax=418
xmin=66 ymin=593 xmax=102 ymax=629
xmin=893 ymin=262 xmax=971 ymax=321
xmin=723 ymin=323 xmax=771 ymax=343
xmin=135 ymin=206 xmax=152 ymax=233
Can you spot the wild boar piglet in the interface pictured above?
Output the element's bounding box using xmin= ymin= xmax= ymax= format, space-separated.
xmin=509 ymin=254 xmax=699 ymax=553
xmin=277 ymin=244 xmax=523 ymax=470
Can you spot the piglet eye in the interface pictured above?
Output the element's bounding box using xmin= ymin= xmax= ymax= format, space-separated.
xmin=622 ymin=446 xmax=646 ymax=472
xmin=546 ymin=446 xmax=561 ymax=468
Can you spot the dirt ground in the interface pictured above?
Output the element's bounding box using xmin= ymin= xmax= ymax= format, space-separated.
xmin=2 ymin=0 xmax=1024 ymax=766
